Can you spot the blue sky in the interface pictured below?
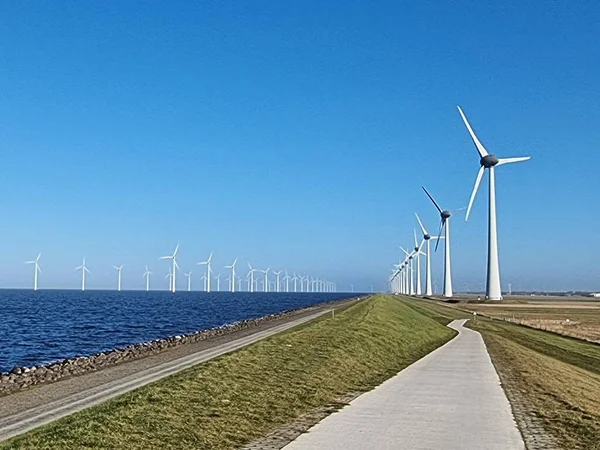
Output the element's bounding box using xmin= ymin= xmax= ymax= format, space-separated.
xmin=0 ymin=1 xmax=599 ymax=291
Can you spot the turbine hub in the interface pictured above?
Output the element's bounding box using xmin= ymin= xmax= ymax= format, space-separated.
xmin=414 ymin=247 xmax=419 ymax=252
xmin=424 ymin=234 xmax=431 ymax=240
xmin=441 ymin=210 xmax=451 ymax=219
xmin=480 ymin=154 xmax=499 ymax=168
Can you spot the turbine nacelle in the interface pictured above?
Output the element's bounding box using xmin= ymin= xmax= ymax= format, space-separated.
xmin=441 ymin=210 xmax=451 ymax=219
xmin=480 ymin=154 xmax=499 ymax=168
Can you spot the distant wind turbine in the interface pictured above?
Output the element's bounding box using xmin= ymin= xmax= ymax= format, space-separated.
xmin=225 ymin=258 xmax=238 ymax=292
xmin=197 ymin=252 xmax=213 ymax=292
xmin=75 ymin=258 xmax=90 ymax=291
xmin=215 ymin=273 xmax=221 ymax=291
xmin=247 ymin=263 xmax=257 ymax=293
xmin=165 ymin=268 xmax=173 ymax=291
xmin=457 ymin=106 xmax=531 ymax=301
xmin=25 ymin=253 xmax=42 ymax=291
xmin=143 ymin=266 xmax=152 ymax=292
xmin=422 ymin=187 xmax=454 ymax=298
xmin=412 ymin=229 xmax=426 ymax=296
xmin=415 ymin=213 xmax=443 ymax=297
xmin=273 ymin=270 xmax=282 ymax=292
xmin=113 ymin=265 xmax=124 ymax=291
xmin=262 ymin=267 xmax=270 ymax=292
xmin=185 ymin=271 xmax=193 ymax=292
xmin=160 ymin=244 xmax=180 ymax=293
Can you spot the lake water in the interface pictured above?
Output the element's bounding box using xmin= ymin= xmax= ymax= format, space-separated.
xmin=0 ymin=290 xmax=355 ymax=373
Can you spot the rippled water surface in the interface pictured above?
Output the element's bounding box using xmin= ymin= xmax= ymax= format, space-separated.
xmin=0 ymin=290 xmax=354 ymax=372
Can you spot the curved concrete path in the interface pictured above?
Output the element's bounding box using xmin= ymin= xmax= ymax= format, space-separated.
xmin=284 ymin=319 xmax=525 ymax=450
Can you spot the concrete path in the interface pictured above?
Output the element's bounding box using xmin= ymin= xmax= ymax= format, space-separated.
xmin=0 ymin=309 xmax=333 ymax=443
xmin=284 ymin=319 xmax=525 ymax=450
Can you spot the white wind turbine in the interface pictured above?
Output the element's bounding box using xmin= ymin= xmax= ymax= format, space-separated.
xmin=143 ymin=266 xmax=152 ymax=292
xmin=457 ymin=106 xmax=531 ymax=301
xmin=25 ymin=253 xmax=42 ymax=291
xmin=400 ymin=247 xmax=415 ymax=295
xmin=273 ymin=270 xmax=282 ymax=292
xmin=75 ymin=258 xmax=90 ymax=291
xmin=422 ymin=187 xmax=454 ymax=298
xmin=197 ymin=252 xmax=213 ymax=292
xmin=215 ymin=273 xmax=221 ymax=291
xmin=412 ymin=229 xmax=427 ymax=296
xmin=292 ymin=272 xmax=298 ymax=292
xmin=165 ymin=268 xmax=173 ymax=291
xmin=160 ymin=244 xmax=180 ymax=293
xmin=284 ymin=270 xmax=290 ymax=292
xmin=415 ymin=213 xmax=443 ymax=297
xmin=113 ymin=265 xmax=124 ymax=291
xmin=185 ymin=271 xmax=193 ymax=292
xmin=247 ymin=263 xmax=257 ymax=293
xmin=225 ymin=258 xmax=238 ymax=292
xmin=262 ymin=267 xmax=270 ymax=292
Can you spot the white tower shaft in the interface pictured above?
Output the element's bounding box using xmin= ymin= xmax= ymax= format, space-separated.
xmin=443 ymin=221 xmax=453 ymax=298
xmin=425 ymin=240 xmax=433 ymax=296
xmin=487 ymin=167 xmax=502 ymax=300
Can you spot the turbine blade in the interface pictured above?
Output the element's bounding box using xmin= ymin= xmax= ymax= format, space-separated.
xmin=435 ymin=219 xmax=445 ymax=252
xmin=415 ymin=213 xmax=428 ymax=235
xmin=84 ymin=267 xmax=90 ymax=274
xmin=496 ymin=156 xmax=531 ymax=166
xmin=173 ymin=244 xmax=180 ymax=257
xmin=466 ymin=166 xmax=485 ymax=221
xmin=36 ymin=253 xmax=42 ymax=262
xmin=414 ymin=229 xmax=419 ymax=247
xmin=400 ymin=246 xmax=410 ymax=256
xmin=208 ymin=251 xmax=213 ymax=262
xmin=457 ymin=105 xmax=489 ymax=158
xmin=422 ymin=187 xmax=443 ymax=214
xmin=159 ymin=256 xmax=170 ymax=260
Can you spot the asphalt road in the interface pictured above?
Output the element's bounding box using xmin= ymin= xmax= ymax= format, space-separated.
xmin=0 ymin=308 xmax=333 ymax=443
xmin=284 ymin=319 xmax=525 ymax=450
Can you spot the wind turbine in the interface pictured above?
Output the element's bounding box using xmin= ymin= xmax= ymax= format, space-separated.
xmin=457 ymin=106 xmax=531 ymax=301
xmin=197 ymin=252 xmax=213 ymax=292
xmin=185 ymin=271 xmax=193 ymax=292
xmin=400 ymin=247 xmax=415 ymax=296
xmin=225 ymin=258 xmax=238 ymax=292
xmin=25 ymin=253 xmax=42 ymax=291
xmin=143 ymin=266 xmax=152 ymax=292
xmin=415 ymin=213 xmax=443 ymax=297
xmin=113 ymin=265 xmax=124 ymax=291
xmin=293 ymin=272 xmax=298 ymax=292
xmin=215 ymin=272 xmax=221 ymax=291
xmin=262 ymin=268 xmax=270 ymax=292
xmin=412 ymin=229 xmax=427 ymax=296
xmin=160 ymin=244 xmax=180 ymax=293
xmin=284 ymin=270 xmax=290 ymax=292
xmin=75 ymin=258 xmax=90 ymax=291
xmin=422 ymin=187 xmax=454 ymax=298
xmin=165 ymin=268 xmax=173 ymax=291
xmin=247 ymin=263 xmax=257 ymax=293
xmin=273 ymin=270 xmax=282 ymax=292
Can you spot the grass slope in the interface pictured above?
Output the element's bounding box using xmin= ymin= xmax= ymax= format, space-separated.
xmin=3 ymin=295 xmax=455 ymax=450
xmin=403 ymin=298 xmax=600 ymax=449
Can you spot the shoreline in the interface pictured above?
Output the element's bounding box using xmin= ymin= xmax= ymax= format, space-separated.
xmin=0 ymin=296 xmax=363 ymax=398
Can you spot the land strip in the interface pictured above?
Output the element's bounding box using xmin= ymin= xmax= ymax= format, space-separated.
xmin=0 ymin=297 xmax=359 ymax=443
xmin=404 ymin=298 xmax=600 ymax=450
xmin=1 ymin=295 xmax=455 ymax=449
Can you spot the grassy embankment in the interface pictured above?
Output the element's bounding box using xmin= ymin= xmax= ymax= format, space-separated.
xmin=3 ymin=295 xmax=455 ymax=450
xmin=403 ymin=298 xmax=600 ymax=450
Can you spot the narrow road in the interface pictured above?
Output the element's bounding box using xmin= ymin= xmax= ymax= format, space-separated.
xmin=284 ymin=319 xmax=525 ymax=450
xmin=0 ymin=308 xmax=333 ymax=443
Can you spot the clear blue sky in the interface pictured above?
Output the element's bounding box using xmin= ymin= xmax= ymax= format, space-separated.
xmin=0 ymin=1 xmax=598 ymax=291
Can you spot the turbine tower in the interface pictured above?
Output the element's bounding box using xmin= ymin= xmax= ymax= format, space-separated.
xmin=75 ymin=258 xmax=90 ymax=291
xmin=422 ymin=187 xmax=453 ymax=298
xmin=160 ymin=244 xmax=180 ymax=293
xmin=143 ymin=266 xmax=152 ymax=292
xmin=165 ymin=268 xmax=173 ymax=291
xmin=25 ymin=253 xmax=42 ymax=291
xmin=457 ymin=106 xmax=531 ymax=301
xmin=225 ymin=258 xmax=238 ymax=292
xmin=197 ymin=252 xmax=213 ymax=292
xmin=113 ymin=265 xmax=124 ymax=291
xmin=401 ymin=247 xmax=415 ymax=296
xmin=215 ymin=273 xmax=221 ymax=291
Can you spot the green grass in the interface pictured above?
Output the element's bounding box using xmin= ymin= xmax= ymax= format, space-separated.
xmin=3 ymin=295 xmax=456 ymax=450
xmin=403 ymin=298 xmax=600 ymax=450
